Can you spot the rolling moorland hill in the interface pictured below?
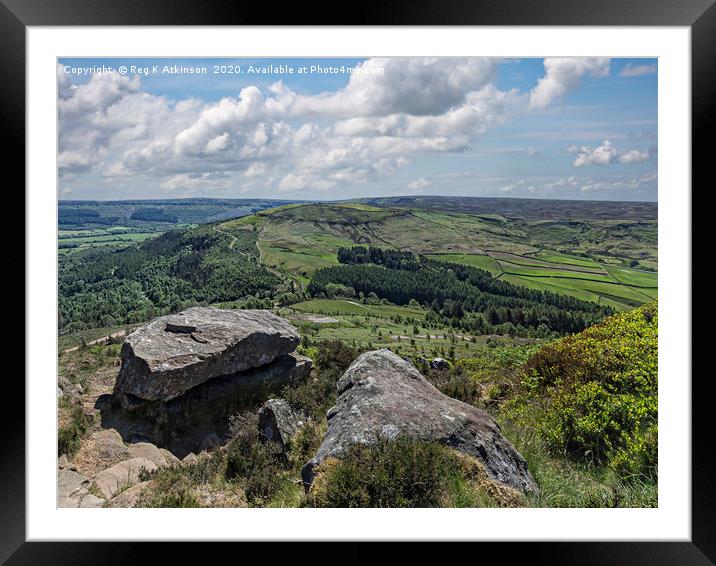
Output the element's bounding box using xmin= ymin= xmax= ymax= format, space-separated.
xmin=57 ymin=198 xmax=302 ymax=253
xmin=58 ymin=200 xmax=656 ymax=346
xmin=254 ymin=202 xmax=657 ymax=307
xmin=57 ymin=197 xmax=659 ymax=508
xmin=59 ymin=198 xmax=301 ymax=226
xmin=354 ymin=195 xmax=658 ymax=221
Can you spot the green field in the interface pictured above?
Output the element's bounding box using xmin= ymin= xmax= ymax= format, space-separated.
xmin=248 ymin=202 xmax=657 ymax=310
xmin=532 ymin=250 xmax=603 ymax=268
xmin=499 ymin=274 xmax=602 ymax=304
xmin=290 ymin=298 xmax=427 ymax=319
xmin=281 ymin=299 xmax=534 ymax=359
xmin=605 ymin=265 xmax=658 ymax=287
xmin=504 ymin=273 xmax=655 ymax=309
xmin=58 ymin=226 xmax=168 ymax=253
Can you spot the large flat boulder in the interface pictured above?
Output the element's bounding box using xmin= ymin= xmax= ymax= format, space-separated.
xmin=114 ymin=307 xmax=300 ymax=402
xmin=302 ymin=349 xmax=538 ymax=494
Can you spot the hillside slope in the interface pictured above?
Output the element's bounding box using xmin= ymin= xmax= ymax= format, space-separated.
xmin=58 ymin=200 xmax=657 ymax=333
xmin=255 ymin=203 xmax=657 ymax=309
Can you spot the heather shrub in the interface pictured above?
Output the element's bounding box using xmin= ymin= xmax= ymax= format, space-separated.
xmin=307 ymin=436 xmax=515 ymax=508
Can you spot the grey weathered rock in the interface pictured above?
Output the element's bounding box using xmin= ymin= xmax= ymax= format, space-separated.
xmin=58 ymin=375 xmax=83 ymax=401
xmin=258 ymin=399 xmax=306 ymax=452
xmin=430 ymin=357 xmax=450 ymax=370
xmin=58 ymin=468 xmax=91 ymax=507
xmin=93 ymin=457 xmax=158 ymax=499
xmin=128 ymin=442 xmax=169 ymax=468
xmin=114 ymin=307 xmax=300 ymax=402
xmin=159 ymin=448 xmax=181 ymax=466
xmin=106 ymin=481 xmax=152 ymax=508
xmin=302 ymin=349 xmax=538 ymax=494
xmin=182 ymin=453 xmax=198 ymax=466
xmin=85 ymin=428 xmax=131 ymax=464
xmin=78 ymin=494 xmax=106 ymax=508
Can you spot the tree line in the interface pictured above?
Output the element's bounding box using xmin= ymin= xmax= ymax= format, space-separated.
xmin=309 ymin=246 xmax=612 ymax=335
xmin=58 ymin=225 xmax=280 ymax=332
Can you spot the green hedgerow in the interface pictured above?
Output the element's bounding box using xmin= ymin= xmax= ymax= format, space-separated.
xmin=505 ymin=301 xmax=658 ymax=479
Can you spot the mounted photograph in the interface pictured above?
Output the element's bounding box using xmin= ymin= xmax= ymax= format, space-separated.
xmin=56 ymin=56 xmax=658 ymax=509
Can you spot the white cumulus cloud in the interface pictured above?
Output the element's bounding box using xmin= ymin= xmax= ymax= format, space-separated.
xmin=618 ymin=148 xmax=651 ymax=164
xmin=570 ymin=140 xmax=653 ymax=167
xmin=529 ymin=58 xmax=610 ymax=109
xmin=57 ymin=57 xmax=632 ymax=198
xmin=571 ymin=140 xmax=618 ymax=167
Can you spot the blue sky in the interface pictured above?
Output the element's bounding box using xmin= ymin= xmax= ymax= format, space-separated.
xmin=58 ymin=57 xmax=657 ymax=202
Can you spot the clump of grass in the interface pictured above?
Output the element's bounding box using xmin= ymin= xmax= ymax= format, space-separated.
xmin=138 ymin=464 xmax=201 ymax=508
xmin=287 ymin=419 xmax=325 ymax=470
xmin=58 ymin=401 xmax=91 ymax=456
xmin=137 ymin=451 xmax=226 ymax=508
xmin=500 ymin=420 xmax=657 ymax=508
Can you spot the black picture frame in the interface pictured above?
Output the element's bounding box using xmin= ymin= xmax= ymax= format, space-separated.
xmin=6 ymin=1 xmax=709 ymax=563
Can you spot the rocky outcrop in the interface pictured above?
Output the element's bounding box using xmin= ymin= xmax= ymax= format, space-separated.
xmin=94 ymin=457 xmax=158 ymax=499
xmin=104 ymin=353 xmax=312 ymax=456
xmin=114 ymin=307 xmax=300 ymax=402
xmin=58 ymin=375 xmax=83 ymax=402
xmin=58 ymin=468 xmax=104 ymax=508
xmin=128 ymin=442 xmax=171 ymax=468
xmin=59 ymin=429 xmax=182 ymax=507
xmin=302 ymin=349 xmax=538 ymax=494
xmin=258 ymin=399 xmax=306 ymax=452
xmin=72 ymin=429 xmax=131 ymax=476
xmin=100 ymin=308 xmax=312 ymax=457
